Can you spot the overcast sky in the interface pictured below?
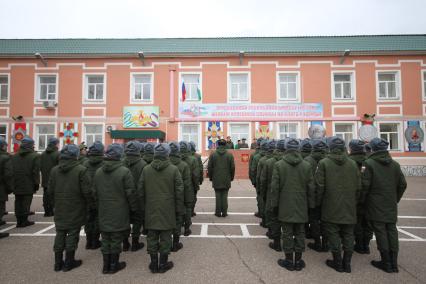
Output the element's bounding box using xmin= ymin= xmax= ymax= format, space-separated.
xmin=0 ymin=0 xmax=425 ymax=38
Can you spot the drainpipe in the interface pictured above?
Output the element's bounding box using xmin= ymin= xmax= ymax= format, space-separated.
xmin=169 ymin=66 xmax=176 ymax=121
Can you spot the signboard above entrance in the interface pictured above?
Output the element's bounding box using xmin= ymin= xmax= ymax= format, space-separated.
xmin=178 ymin=103 xmax=323 ymax=120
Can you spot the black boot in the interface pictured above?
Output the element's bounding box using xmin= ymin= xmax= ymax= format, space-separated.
xmin=109 ymin=253 xmax=126 ymax=274
xmin=171 ymin=235 xmax=183 ymax=252
xmin=266 ymin=228 xmax=272 ymax=239
xmin=85 ymin=234 xmax=92 ymax=249
xmin=92 ymin=233 xmax=101 ymax=249
xmin=122 ymin=238 xmax=130 ymax=251
xmin=102 ymin=254 xmax=110 ymax=274
xmin=321 ymin=237 xmax=329 ymax=252
xmin=0 ymin=220 xmax=5 ymax=226
xmin=44 ymin=206 xmax=49 ymax=217
xmin=371 ymin=250 xmax=392 ymax=273
xmin=221 ymin=212 xmax=228 ymax=217
xmin=254 ymin=212 xmax=261 ymax=218
xmin=278 ymin=253 xmax=294 ymax=271
xmin=294 ymin=252 xmax=306 ymax=271
xmin=390 ymin=251 xmax=399 ymax=273
xmin=63 ymin=251 xmax=82 ymax=272
xmin=158 ymin=253 xmax=174 ymax=273
xmin=342 ymin=251 xmax=352 ymax=273
xmin=363 ymin=237 xmax=371 ymax=254
xmin=214 ymin=212 xmax=221 ymax=217
xmin=149 ymin=253 xmax=159 ymax=273
xmin=354 ymin=237 xmax=364 ymax=254
xmin=17 ymin=217 xmax=35 ymax=228
xmin=54 ymin=252 xmax=63 ymax=272
xmin=326 ymin=252 xmax=343 ymax=272
xmin=184 ymin=226 xmax=192 ymax=236
xmin=307 ymin=238 xmax=322 ymax=252
xmin=131 ymin=237 xmax=144 ymax=252
xmin=268 ymin=238 xmax=282 ymax=252
xmin=28 ymin=211 xmax=35 ymax=215
xmin=0 ymin=232 xmax=9 ymax=238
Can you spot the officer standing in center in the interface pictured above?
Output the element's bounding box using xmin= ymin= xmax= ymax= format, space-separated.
xmin=207 ymin=139 xmax=235 ymax=217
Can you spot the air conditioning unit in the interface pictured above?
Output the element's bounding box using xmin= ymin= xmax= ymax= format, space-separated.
xmin=42 ymin=101 xmax=57 ymax=108
xmin=106 ymin=125 xmax=117 ymax=133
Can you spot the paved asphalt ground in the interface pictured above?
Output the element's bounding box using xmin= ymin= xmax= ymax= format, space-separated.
xmin=1 ymin=177 xmax=425 ymax=284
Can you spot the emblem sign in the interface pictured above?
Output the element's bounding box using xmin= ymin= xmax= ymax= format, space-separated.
xmin=405 ymin=121 xmax=424 ymax=152
xmin=308 ymin=124 xmax=325 ymax=139
xmin=359 ymin=125 xmax=378 ymax=142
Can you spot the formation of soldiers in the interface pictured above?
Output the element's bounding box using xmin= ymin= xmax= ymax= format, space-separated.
xmin=249 ymin=136 xmax=407 ymax=273
xmin=0 ymin=132 xmax=407 ymax=275
xmin=0 ymin=137 xmax=203 ymax=274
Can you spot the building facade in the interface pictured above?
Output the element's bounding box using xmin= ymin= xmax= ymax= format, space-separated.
xmin=0 ymin=35 xmax=425 ymax=175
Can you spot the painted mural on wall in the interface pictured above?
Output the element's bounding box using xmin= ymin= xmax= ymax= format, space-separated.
xmin=123 ymin=106 xmax=159 ymax=128
xmin=255 ymin=122 xmax=274 ymax=139
xmin=12 ymin=122 xmax=27 ymax=152
xmin=179 ymin=103 xmax=323 ymax=120
xmin=405 ymin=121 xmax=424 ymax=152
xmin=205 ymin=121 xmax=223 ymax=149
xmin=59 ymin=122 xmax=79 ymax=145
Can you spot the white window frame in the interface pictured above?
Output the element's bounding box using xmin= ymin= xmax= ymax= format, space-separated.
xmin=130 ymin=72 xmax=154 ymax=104
xmin=331 ymin=71 xmax=356 ymax=102
xmin=422 ymin=70 xmax=426 ymax=101
xmin=33 ymin=122 xmax=57 ymax=152
xmin=82 ymin=123 xmax=105 ymax=147
xmin=178 ymin=122 xmax=202 ymax=152
xmin=227 ymin=72 xmax=251 ymax=103
xmin=376 ymin=70 xmax=402 ymax=102
xmin=332 ymin=121 xmax=357 ymax=146
xmin=227 ymin=122 xmax=252 ymax=146
xmin=0 ymin=123 xmax=8 ymax=149
xmin=276 ymin=122 xmax=301 ymax=139
xmin=82 ymin=73 xmax=107 ymax=104
xmin=0 ymin=73 xmax=10 ymax=104
xmin=276 ymin=71 xmax=301 ymax=103
xmin=34 ymin=73 xmax=58 ymax=104
xmin=179 ymin=72 xmax=203 ymax=102
xmin=377 ymin=121 xmax=403 ymax=152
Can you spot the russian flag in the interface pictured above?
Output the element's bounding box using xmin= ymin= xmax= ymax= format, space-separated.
xmin=182 ymin=81 xmax=186 ymax=102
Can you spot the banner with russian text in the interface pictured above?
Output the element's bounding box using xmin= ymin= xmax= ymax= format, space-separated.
xmin=178 ymin=103 xmax=323 ymax=120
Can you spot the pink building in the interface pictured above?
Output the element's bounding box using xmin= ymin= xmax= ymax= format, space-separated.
xmin=0 ymin=35 xmax=425 ymax=176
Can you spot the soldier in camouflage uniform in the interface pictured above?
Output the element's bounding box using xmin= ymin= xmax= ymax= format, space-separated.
xmin=48 ymin=144 xmax=94 ymax=272
xmin=40 ymin=137 xmax=59 ymax=217
xmin=362 ymin=138 xmax=407 ymax=273
xmin=94 ymin=144 xmax=139 ymax=274
xmin=138 ymin=143 xmax=184 ymax=273
xmin=122 ymin=141 xmax=146 ymax=252
xmin=82 ymin=141 xmax=104 ymax=250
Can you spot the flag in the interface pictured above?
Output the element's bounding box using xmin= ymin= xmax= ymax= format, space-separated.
xmin=197 ymin=79 xmax=202 ymax=100
xmin=182 ymin=81 xmax=186 ymax=102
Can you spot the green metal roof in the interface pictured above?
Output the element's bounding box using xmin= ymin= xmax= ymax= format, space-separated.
xmin=110 ymin=130 xmax=165 ymax=140
xmin=0 ymin=35 xmax=425 ymax=57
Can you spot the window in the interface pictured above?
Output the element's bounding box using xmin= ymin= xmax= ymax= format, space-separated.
xmin=228 ymin=73 xmax=249 ymax=101
xmin=85 ymin=75 xmax=105 ymax=102
xmin=180 ymin=123 xmax=200 ymax=151
xmin=229 ymin=123 xmax=250 ymax=144
xmin=378 ymin=72 xmax=399 ymax=100
xmin=132 ymin=74 xmax=152 ymax=102
xmin=277 ymin=122 xmax=298 ymax=139
xmin=0 ymin=76 xmax=8 ymax=102
xmin=84 ymin=124 xmax=104 ymax=147
xmin=0 ymin=124 xmax=6 ymax=140
xmin=379 ymin=123 xmax=400 ymax=151
xmin=333 ymin=73 xmax=353 ymax=100
xmin=37 ymin=75 xmax=57 ymax=102
xmin=334 ymin=123 xmax=354 ymax=145
xmin=181 ymin=74 xmax=201 ymax=101
xmin=35 ymin=124 xmax=56 ymax=151
xmin=278 ymin=73 xmax=299 ymax=101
